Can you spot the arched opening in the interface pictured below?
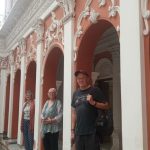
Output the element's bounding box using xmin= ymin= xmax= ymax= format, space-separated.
xmin=76 ymin=19 xmax=121 ymax=149
xmin=42 ymin=46 xmax=64 ymax=150
xmin=11 ymin=69 xmax=21 ymax=139
xmin=25 ymin=61 xmax=36 ymax=97
xmin=4 ymin=75 xmax=10 ymax=137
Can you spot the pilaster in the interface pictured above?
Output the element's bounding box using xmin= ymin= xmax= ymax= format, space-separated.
xmin=34 ymin=19 xmax=44 ymax=150
xmin=17 ymin=38 xmax=27 ymax=144
xmin=0 ymin=67 xmax=7 ymax=133
xmin=7 ymin=53 xmax=15 ymax=138
xmin=120 ymin=0 xmax=148 ymax=149
xmin=63 ymin=17 xmax=74 ymax=150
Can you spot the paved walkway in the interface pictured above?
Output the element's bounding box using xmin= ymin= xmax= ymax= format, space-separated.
xmin=0 ymin=134 xmax=25 ymax=150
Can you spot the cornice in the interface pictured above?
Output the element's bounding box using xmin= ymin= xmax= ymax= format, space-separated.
xmin=3 ymin=0 xmax=56 ymax=54
xmin=0 ymin=0 xmax=33 ymax=38
xmin=0 ymin=39 xmax=5 ymax=50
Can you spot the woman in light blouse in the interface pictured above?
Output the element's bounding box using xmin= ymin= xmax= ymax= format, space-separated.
xmin=41 ymin=88 xmax=63 ymax=150
xmin=21 ymin=90 xmax=35 ymax=150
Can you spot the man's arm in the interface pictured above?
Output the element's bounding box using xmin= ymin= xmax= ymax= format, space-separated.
xmin=94 ymin=101 xmax=109 ymax=109
xmin=87 ymin=94 xmax=109 ymax=110
xmin=71 ymin=107 xmax=76 ymax=146
xmin=71 ymin=107 xmax=76 ymax=130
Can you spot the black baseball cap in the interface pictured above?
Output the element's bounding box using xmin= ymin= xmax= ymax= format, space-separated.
xmin=74 ymin=70 xmax=89 ymax=77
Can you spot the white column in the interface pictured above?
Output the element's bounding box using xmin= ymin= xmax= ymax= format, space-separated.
xmin=111 ymin=51 xmax=121 ymax=150
xmin=34 ymin=19 xmax=44 ymax=150
xmin=63 ymin=18 xmax=74 ymax=150
xmin=17 ymin=38 xmax=27 ymax=144
xmin=7 ymin=54 xmax=15 ymax=138
xmin=120 ymin=0 xmax=148 ymax=149
xmin=0 ymin=68 xmax=7 ymax=133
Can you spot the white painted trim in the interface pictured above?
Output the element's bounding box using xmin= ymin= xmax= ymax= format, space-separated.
xmin=7 ymin=65 xmax=15 ymax=138
xmin=0 ymin=69 xmax=7 ymax=133
xmin=17 ymin=56 xmax=26 ymax=144
xmin=120 ymin=0 xmax=148 ymax=149
xmin=34 ymin=42 xmax=43 ymax=150
xmin=63 ymin=18 xmax=74 ymax=150
xmin=40 ymin=0 xmax=59 ymax=20
xmin=22 ymin=27 xmax=34 ymax=39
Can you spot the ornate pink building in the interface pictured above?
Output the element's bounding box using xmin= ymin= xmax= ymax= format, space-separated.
xmin=0 ymin=0 xmax=149 ymax=149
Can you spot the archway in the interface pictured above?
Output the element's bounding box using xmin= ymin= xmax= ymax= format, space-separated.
xmin=4 ymin=74 xmax=10 ymax=137
xmin=25 ymin=61 xmax=36 ymax=97
xmin=76 ymin=20 xmax=121 ymax=149
xmin=11 ymin=69 xmax=21 ymax=139
xmin=42 ymin=46 xmax=64 ymax=150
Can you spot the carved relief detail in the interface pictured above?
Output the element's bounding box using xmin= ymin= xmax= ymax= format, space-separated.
xmin=73 ymin=0 xmax=99 ymax=61
xmin=0 ymin=57 xmax=9 ymax=69
xmin=14 ymin=46 xmax=21 ymax=71
xmin=44 ymin=12 xmax=64 ymax=57
xmin=26 ymin=34 xmax=36 ymax=65
xmin=73 ymin=0 xmax=120 ymax=61
xmin=34 ymin=19 xmax=44 ymax=43
xmin=141 ymin=0 xmax=150 ymax=35
xmin=98 ymin=0 xmax=120 ymax=18
xmin=57 ymin=0 xmax=75 ymax=16
xmin=19 ymin=38 xmax=27 ymax=58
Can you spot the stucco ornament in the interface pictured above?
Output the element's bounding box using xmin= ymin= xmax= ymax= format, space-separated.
xmin=89 ymin=9 xmax=100 ymax=24
xmin=15 ymin=46 xmax=21 ymax=69
xmin=19 ymin=38 xmax=26 ymax=57
xmin=108 ymin=0 xmax=120 ymax=17
xmin=98 ymin=0 xmax=106 ymax=7
xmin=57 ymin=0 xmax=75 ymax=16
xmin=44 ymin=12 xmax=64 ymax=56
xmin=98 ymin=0 xmax=120 ymax=17
xmin=26 ymin=34 xmax=36 ymax=63
xmin=73 ymin=0 xmax=93 ymax=61
xmin=141 ymin=0 xmax=150 ymax=35
xmin=0 ymin=57 xmax=8 ymax=69
xmin=34 ymin=19 xmax=44 ymax=43
xmin=9 ymin=52 xmax=14 ymax=66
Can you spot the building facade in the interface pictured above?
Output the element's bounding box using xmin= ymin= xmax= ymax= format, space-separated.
xmin=0 ymin=0 xmax=149 ymax=150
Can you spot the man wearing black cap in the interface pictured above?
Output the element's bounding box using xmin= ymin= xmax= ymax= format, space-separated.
xmin=71 ymin=70 xmax=109 ymax=150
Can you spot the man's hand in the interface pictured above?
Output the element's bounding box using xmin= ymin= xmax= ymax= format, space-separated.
xmin=87 ymin=94 xmax=96 ymax=106
xmin=71 ymin=130 xmax=75 ymax=147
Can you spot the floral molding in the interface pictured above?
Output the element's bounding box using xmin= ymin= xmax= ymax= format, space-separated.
xmin=14 ymin=46 xmax=21 ymax=72
xmin=43 ymin=11 xmax=64 ymax=57
xmin=26 ymin=34 xmax=37 ymax=65
xmin=141 ymin=0 xmax=150 ymax=35
xmin=57 ymin=0 xmax=75 ymax=17
xmin=0 ymin=57 xmax=9 ymax=69
xmin=73 ymin=0 xmax=120 ymax=61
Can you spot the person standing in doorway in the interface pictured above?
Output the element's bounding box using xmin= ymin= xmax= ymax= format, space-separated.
xmin=41 ymin=88 xmax=63 ymax=150
xmin=71 ymin=70 xmax=109 ymax=150
xmin=21 ymin=89 xmax=35 ymax=150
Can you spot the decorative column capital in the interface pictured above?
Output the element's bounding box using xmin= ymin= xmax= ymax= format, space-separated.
xmin=9 ymin=52 xmax=15 ymax=66
xmin=34 ymin=19 xmax=44 ymax=44
xmin=19 ymin=38 xmax=27 ymax=57
xmin=141 ymin=0 xmax=150 ymax=35
xmin=57 ymin=0 xmax=75 ymax=19
xmin=0 ymin=57 xmax=8 ymax=69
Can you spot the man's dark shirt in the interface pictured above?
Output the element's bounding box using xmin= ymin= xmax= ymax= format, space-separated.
xmin=71 ymin=86 xmax=105 ymax=135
